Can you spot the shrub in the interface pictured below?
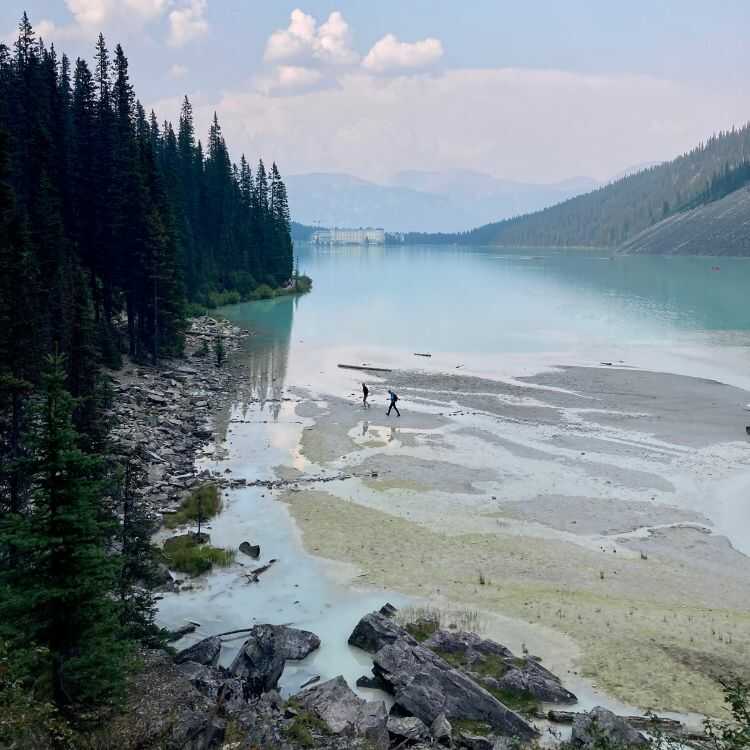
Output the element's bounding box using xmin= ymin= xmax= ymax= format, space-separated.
xmin=207 ymin=289 xmax=241 ymax=308
xmin=251 ymin=284 xmax=276 ymax=300
xmin=164 ymin=485 xmax=221 ymax=530
xmin=294 ymin=274 xmax=313 ymax=293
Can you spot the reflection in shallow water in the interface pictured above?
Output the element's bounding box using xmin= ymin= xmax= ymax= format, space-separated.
xmin=228 ymin=295 xmax=295 ymax=420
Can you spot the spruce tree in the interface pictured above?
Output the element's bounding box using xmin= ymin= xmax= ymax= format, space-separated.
xmin=0 ymin=353 xmax=127 ymax=709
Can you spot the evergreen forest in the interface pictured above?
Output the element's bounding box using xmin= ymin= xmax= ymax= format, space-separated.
xmin=0 ymin=12 xmax=294 ymax=743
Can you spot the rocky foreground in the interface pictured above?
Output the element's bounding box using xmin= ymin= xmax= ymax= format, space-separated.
xmin=104 ymin=604 xmax=700 ymax=750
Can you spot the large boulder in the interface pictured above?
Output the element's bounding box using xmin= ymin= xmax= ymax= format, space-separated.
xmin=348 ymin=611 xmax=416 ymax=653
xmin=372 ymin=638 xmax=537 ymax=741
xmin=177 ymin=662 xmax=247 ymax=716
xmin=174 ymin=636 xmax=222 ymax=667
xmin=571 ymin=707 xmax=648 ymax=748
xmin=295 ymin=675 xmax=389 ymax=750
xmin=424 ymin=630 xmax=576 ymax=705
xmin=493 ymin=659 xmax=577 ymax=704
xmin=229 ymin=624 xmax=320 ymax=696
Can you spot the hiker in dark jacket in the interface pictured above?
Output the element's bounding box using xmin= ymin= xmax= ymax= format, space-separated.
xmin=362 ymin=382 xmax=369 ymax=408
xmin=386 ymin=389 xmax=400 ymax=417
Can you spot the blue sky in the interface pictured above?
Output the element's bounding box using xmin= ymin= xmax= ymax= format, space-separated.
xmin=3 ymin=2 xmax=749 ymax=183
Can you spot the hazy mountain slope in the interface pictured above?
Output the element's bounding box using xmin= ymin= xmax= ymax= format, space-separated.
xmin=620 ymin=187 xmax=750 ymax=255
xmin=404 ymin=123 xmax=750 ymax=248
xmin=285 ymin=170 xmax=598 ymax=233
xmin=285 ymin=173 xmax=455 ymax=232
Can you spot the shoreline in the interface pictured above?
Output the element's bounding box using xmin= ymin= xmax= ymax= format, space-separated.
xmin=148 ymin=320 xmax=750 ymax=722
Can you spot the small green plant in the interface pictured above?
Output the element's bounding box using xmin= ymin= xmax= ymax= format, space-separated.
xmin=164 ymin=485 xmax=221 ymax=529
xmin=283 ymin=710 xmax=330 ymax=748
xmin=214 ymin=334 xmax=225 ymax=367
xmin=194 ymin=338 xmax=209 ymax=358
xmin=162 ymin=534 xmax=235 ymax=577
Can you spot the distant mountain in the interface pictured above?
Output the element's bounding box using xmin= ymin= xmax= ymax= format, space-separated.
xmin=405 ymin=123 xmax=750 ymax=250
xmin=285 ymin=170 xmax=598 ymax=233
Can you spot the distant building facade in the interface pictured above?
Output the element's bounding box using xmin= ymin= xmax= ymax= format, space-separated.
xmin=311 ymin=227 xmax=385 ymax=245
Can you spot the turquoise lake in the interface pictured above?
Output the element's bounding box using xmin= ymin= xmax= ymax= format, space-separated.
xmin=221 ymin=245 xmax=750 ymax=393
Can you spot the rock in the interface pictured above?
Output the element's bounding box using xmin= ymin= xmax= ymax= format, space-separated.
xmin=296 ymin=675 xmax=389 ymax=750
xmin=239 ymin=541 xmax=261 ymax=558
xmin=106 ymin=650 xmax=223 ymax=750
xmin=355 ymin=699 xmax=390 ymax=750
xmin=348 ymin=611 xmax=416 ymax=653
xmin=571 ymin=707 xmax=648 ymax=748
xmin=494 ymin=659 xmax=577 ymax=704
xmin=152 ymin=561 xmax=177 ymax=592
xmin=457 ymin=734 xmax=495 ymax=750
xmin=356 ymin=674 xmax=389 ymax=690
xmin=166 ymin=623 xmax=197 ymax=642
xmin=424 ymin=630 xmax=576 ymax=705
xmin=387 ymin=715 xmax=429 ymax=741
xmin=456 ymin=732 xmax=495 ymax=750
xmin=431 ymin=712 xmax=452 ymax=744
xmin=424 ymin=630 xmax=512 ymax=661
xmin=174 ymin=636 xmax=222 ymax=667
xmin=194 ymin=422 xmax=213 ymax=439
xmin=372 ymin=638 xmax=536 ymax=741
xmin=229 ymin=624 xmax=320 ymax=696
xmin=379 ymin=602 xmax=398 ymax=618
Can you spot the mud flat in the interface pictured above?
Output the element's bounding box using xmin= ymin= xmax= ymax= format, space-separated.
xmin=281 ymin=365 xmax=750 ymax=717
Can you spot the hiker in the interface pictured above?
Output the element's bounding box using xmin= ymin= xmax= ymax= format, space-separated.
xmin=386 ymin=389 xmax=400 ymax=417
xmin=362 ymin=382 xmax=369 ymax=408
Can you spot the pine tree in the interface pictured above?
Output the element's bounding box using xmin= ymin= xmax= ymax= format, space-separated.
xmin=0 ymin=353 xmax=127 ymax=709
xmin=118 ymin=456 xmax=160 ymax=641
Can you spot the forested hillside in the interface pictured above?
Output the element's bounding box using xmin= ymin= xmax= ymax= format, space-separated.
xmin=0 ymin=13 xmax=294 ymax=739
xmin=404 ymin=123 xmax=750 ymax=248
xmin=0 ymin=12 xmax=293 ymax=376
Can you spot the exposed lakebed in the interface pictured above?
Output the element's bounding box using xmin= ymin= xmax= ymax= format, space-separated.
xmin=158 ymin=245 xmax=750 ymax=720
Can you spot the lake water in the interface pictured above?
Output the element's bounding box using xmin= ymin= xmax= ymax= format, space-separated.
xmin=227 ymin=244 xmax=750 ymax=395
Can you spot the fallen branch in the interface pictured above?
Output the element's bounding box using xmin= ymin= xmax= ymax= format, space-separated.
xmin=338 ymin=364 xmax=392 ymax=373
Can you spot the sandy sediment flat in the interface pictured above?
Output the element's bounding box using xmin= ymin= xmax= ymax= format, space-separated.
xmin=282 ymin=366 xmax=750 ymax=716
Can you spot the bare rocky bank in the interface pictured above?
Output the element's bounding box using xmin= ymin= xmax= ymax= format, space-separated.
xmin=104 ymin=606 xmax=694 ymax=750
xmin=107 ymin=316 xmax=249 ymax=515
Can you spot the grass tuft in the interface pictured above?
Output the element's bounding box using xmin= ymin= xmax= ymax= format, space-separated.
xmin=453 ymin=719 xmax=492 ymax=736
xmin=162 ymin=534 xmax=235 ymax=577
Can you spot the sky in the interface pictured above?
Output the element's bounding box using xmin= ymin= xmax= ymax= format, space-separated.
xmin=3 ymin=2 xmax=750 ymax=185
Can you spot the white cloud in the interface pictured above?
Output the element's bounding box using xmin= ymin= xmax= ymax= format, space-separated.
xmin=362 ymin=33 xmax=443 ymax=74
xmin=125 ymin=0 xmax=169 ymax=20
xmin=30 ymin=0 xmax=174 ymax=45
xmin=64 ymin=0 xmax=167 ymax=27
xmin=197 ymin=68 xmax=750 ymax=186
xmin=264 ymin=9 xmax=357 ymax=66
xmin=65 ymin=0 xmax=113 ymax=27
xmin=274 ymin=65 xmax=323 ymax=91
xmin=168 ymin=0 xmax=208 ymax=47
xmin=168 ymin=63 xmax=189 ymax=78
